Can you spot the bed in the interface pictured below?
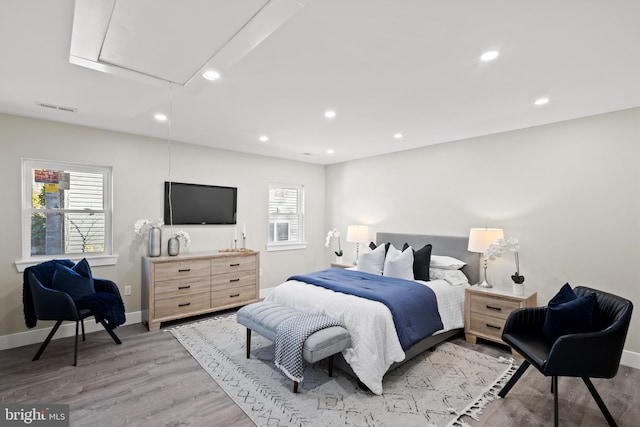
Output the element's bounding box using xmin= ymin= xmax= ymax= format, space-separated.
xmin=265 ymin=232 xmax=479 ymax=395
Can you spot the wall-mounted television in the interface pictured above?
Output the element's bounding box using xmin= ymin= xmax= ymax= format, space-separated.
xmin=164 ymin=181 xmax=237 ymax=225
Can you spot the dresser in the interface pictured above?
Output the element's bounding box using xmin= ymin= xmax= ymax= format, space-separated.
xmin=464 ymin=286 xmax=537 ymax=354
xmin=142 ymin=251 xmax=259 ymax=331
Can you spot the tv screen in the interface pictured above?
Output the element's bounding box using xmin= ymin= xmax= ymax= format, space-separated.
xmin=164 ymin=182 xmax=237 ymax=225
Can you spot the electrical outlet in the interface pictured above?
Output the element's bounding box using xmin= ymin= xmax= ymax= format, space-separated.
xmin=124 ymin=285 xmax=132 ymax=296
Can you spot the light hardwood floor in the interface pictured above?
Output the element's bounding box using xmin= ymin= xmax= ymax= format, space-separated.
xmin=1 ymin=315 xmax=637 ymax=426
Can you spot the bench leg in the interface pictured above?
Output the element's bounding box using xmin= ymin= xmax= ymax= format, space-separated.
xmin=246 ymin=329 xmax=251 ymax=359
xmin=328 ymin=355 xmax=334 ymax=377
xmin=293 ymin=381 xmax=299 ymax=393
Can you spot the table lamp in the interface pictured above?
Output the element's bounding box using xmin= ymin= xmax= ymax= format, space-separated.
xmin=468 ymin=227 xmax=504 ymax=288
xmin=347 ymin=225 xmax=369 ymax=265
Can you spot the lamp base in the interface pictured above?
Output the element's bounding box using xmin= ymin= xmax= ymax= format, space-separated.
xmin=476 ymin=279 xmax=493 ymax=289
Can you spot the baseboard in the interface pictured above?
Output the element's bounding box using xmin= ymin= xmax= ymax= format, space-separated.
xmin=0 ymin=311 xmax=142 ymax=352
xmin=621 ymin=349 xmax=640 ymax=369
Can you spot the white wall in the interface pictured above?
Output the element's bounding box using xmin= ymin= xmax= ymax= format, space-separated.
xmin=0 ymin=113 xmax=325 ymax=337
xmin=325 ymin=108 xmax=640 ymax=353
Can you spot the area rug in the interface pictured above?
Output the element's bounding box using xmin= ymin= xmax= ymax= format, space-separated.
xmin=170 ymin=315 xmax=516 ymax=427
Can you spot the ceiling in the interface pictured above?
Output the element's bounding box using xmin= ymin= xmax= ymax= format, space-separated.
xmin=1 ymin=0 xmax=639 ymax=165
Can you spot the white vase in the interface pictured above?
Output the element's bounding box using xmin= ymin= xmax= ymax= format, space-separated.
xmin=513 ymin=282 xmax=525 ymax=296
xmin=335 ymin=256 xmax=344 ymax=264
xmin=168 ymin=237 xmax=180 ymax=256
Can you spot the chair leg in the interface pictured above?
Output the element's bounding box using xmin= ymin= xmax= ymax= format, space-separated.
xmin=74 ymin=321 xmax=80 ymax=366
xmin=293 ymin=381 xmax=299 ymax=393
xmin=81 ymin=318 xmax=86 ymax=341
xmin=553 ymin=376 xmax=559 ymax=427
xmin=32 ymin=320 xmax=63 ymax=361
xmin=498 ymin=360 xmax=530 ymax=398
xmin=99 ymin=320 xmax=122 ymax=345
xmin=246 ymin=329 xmax=252 ymax=359
xmin=582 ymin=377 xmax=618 ymax=427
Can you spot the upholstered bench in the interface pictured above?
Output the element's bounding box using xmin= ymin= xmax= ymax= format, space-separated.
xmin=237 ymin=301 xmax=351 ymax=393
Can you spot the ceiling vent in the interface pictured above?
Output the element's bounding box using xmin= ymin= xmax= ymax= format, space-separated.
xmin=36 ymin=102 xmax=78 ymax=113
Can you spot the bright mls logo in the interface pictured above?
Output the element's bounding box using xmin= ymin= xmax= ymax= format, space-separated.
xmin=1 ymin=404 xmax=69 ymax=426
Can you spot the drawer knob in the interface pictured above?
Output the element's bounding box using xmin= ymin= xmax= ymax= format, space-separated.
xmin=486 ymin=324 xmax=501 ymax=330
xmin=230 ymin=293 xmax=240 ymax=298
xmin=178 ymin=268 xmax=191 ymax=273
xmin=229 ymin=263 xmax=240 ymax=267
xmin=486 ymin=305 xmax=502 ymax=311
xmin=178 ymin=285 xmax=191 ymax=290
xmin=178 ymin=302 xmax=191 ymax=307
xmin=230 ymin=278 xmax=240 ymax=282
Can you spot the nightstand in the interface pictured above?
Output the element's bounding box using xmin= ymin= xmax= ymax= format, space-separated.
xmin=330 ymin=262 xmax=353 ymax=269
xmin=464 ymin=286 xmax=537 ymax=355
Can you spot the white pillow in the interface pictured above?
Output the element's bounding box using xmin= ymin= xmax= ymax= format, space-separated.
xmin=357 ymin=244 xmax=386 ymax=275
xmin=430 ymin=255 xmax=466 ymax=270
xmin=429 ymin=268 xmax=469 ymax=286
xmin=383 ymin=244 xmax=415 ymax=280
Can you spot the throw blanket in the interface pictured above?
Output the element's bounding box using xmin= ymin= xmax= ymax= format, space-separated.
xmin=76 ymin=292 xmax=126 ymax=328
xmin=274 ymin=313 xmax=344 ymax=383
xmin=288 ymin=268 xmax=443 ymax=350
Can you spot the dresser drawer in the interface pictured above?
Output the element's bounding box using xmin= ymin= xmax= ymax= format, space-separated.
xmin=154 ymin=259 xmax=210 ymax=281
xmin=469 ymin=313 xmax=507 ymax=340
xmin=211 ymin=270 xmax=256 ymax=289
xmin=211 ymin=284 xmax=257 ymax=307
xmin=154 ymin=276 xmax=210 ymax=299
xmin=470 ymin=294 xmax=521 ymax=321
xmin=155 ymin=291 xmax=210 ymax=319
xmin=211 ymin=256 xmax=256 ymax=273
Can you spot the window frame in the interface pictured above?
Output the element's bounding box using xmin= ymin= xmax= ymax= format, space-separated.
xmin=16 ymin=158 xmax=117 ymax=272
xmin=266 ymin=182 xmax=307 ymax=252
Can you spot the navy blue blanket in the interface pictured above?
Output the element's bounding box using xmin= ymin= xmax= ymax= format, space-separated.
xmin=288 ymin=268 xmax=443 ymax=350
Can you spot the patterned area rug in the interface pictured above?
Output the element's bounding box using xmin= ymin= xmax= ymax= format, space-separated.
xmin=170 ymin=315 xmax=515 ymax=427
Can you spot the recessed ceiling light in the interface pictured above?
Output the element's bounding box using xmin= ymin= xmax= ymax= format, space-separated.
xmin=327 ymin=149 xmax=335 ymax=154
xmin=534 ymin=97 xmax=550 ymax=106
xmin=154 ymin=113 xmax=168 ymax=122
xmin=480 ymin=50 xmax=500 ymax=62
xmin=324 ymin=110 xmax=336 ymax=119
xmin=202 ymin=70 xmax=221 ymax=81
xmin=393 ymin=133 xmax=403 ymax=139
xmin=259 ymin=135 xmax=269 ymax=143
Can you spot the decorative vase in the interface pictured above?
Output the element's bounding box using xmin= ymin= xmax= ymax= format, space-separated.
xmin=168 ymin=237 xmax=180 ymax=256
xmin=148 ymin=227 xmax=161 ymax=257
xmin=513 ymin=282 xmax=525 ymax=296
xmin=335 ymin=255 xmax=344 ymax=264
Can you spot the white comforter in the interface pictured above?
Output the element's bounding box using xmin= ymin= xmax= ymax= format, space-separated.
xmin=265 ymin=278 xmax=467 ymax=395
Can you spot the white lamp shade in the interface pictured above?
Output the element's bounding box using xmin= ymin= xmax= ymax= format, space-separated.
xmin=346 ymin=225 xmax=369 ymax=243
xmin=467 ymin=228 xmax=504 ymax=253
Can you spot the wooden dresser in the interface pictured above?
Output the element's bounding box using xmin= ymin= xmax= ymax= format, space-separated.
xmin=464 ymin=286 xmax=537 ymax=354
xmin=142 ymin=250 xmax=259 ymax=331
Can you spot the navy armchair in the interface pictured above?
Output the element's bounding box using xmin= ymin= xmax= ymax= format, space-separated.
xmin=23 ymin=259 xmax=125 ymax=366
xmin=498 ymin=286 xmax=633 ymax=427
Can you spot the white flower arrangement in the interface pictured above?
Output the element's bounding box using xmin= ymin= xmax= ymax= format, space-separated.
xmin=484 ymin=237 xmax=524 ymax=284
xmin=174 ymin=230 xmax=191 ymax=248
xmin=134 ymin=218 xmax=163 ymax=236
xmin=325 ymin=228 xmax=343 ymax=257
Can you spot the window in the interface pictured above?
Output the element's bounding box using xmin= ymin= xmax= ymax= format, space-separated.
xmin=267 ymin=183 xmax=306 ymax=251
xmin=18 ymin=159 xmax=115 ymax=270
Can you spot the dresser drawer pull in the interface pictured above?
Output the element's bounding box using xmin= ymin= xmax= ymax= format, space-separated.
xmin=229 ymin=278 xmax=240 ymax=282
xmin=486 ymin=324 xmax=501 ymax=330
xmin=486 ymin=305 xmax=502 ymax=311
xmin=178 ymin=268 xmax=191 ymax=273
xmin=178 ymin=285 xmax=191 ymax=290
xmin=229 ymin=263 xmax=240 ymax=267
xmin=229 ymin=293 xmax=240 ymax=298
xmin=178 ymin=302 xmax=191 ymax=307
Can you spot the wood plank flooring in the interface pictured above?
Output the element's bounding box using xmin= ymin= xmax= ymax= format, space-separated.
xmin=1 ymin=315 xmax=637 ymax=426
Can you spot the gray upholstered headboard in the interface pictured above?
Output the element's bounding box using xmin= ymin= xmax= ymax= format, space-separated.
xmin=376 ymin=232 xmax=479 ymax=285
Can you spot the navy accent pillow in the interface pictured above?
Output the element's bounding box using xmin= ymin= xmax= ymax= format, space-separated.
xmin=543 ymin=284 xmax=596 ymax=343
xmin=369 ymin=242 xmax=390 ymax=254
xmin=402 ymin=243 xmax=432 ymax=281
xmin=50 ymin=258 xmax=95 ymax=302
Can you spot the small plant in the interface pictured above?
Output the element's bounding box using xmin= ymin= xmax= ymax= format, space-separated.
xmin=484 ymin=237 xmax=524 ymax=284
xmin=325 ymin=228 xmax=343 ymax=257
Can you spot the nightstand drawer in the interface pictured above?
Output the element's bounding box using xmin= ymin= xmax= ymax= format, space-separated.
xmin=469 ymin=313 xmax=507 ymax=340
xmin=470 ymin=294 xmax=521 ymax=321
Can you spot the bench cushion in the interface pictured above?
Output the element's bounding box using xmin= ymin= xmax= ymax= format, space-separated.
xmin=237 ymin=301 xmax=351 ymax=363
